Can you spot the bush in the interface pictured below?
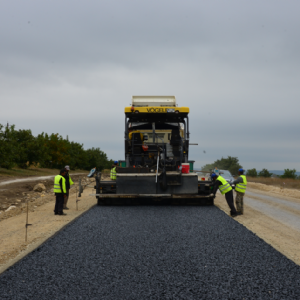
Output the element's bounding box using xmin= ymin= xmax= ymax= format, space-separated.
xmin=281 ymin=169 xmax=297 ymax=179
xmin=246 ymin=168 xmax=257 ymax=177
xmin=259 ymin=168 xmax=272 ymax=178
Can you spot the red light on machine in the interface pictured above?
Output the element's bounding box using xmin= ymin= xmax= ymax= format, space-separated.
xmin=131 ymin=106 xmax=134 ymax=112
xmin=201 ymin=177 xmax=205 ymax=181
xmin=142 ymin=145 xmax=148 ymax=151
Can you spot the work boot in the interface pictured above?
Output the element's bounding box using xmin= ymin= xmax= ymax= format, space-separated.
xmin=64 ymin=207 xmax=69 ymax=210
xmin=58 ymin=213 xmax=67 ymax=216
xmin=236 ymin=212 xmax=243 ymax=215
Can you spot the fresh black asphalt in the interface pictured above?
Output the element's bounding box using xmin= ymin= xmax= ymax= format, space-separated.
xmin=1 ymin=205 xmax=300 ymax=299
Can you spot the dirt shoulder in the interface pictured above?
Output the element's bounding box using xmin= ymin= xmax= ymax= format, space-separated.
xmin=0 ymin=173 xmax=86 ymax=220
xmin=0 ymin=176 xmax=95 ymax=275
xmin=215 ymin=184 xmax=300 ymax=266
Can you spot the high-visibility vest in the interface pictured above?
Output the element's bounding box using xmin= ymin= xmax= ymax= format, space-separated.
xmin=54 ymin=175 xmax=66 ymax=193
xmin=217 ymin=175 xmax=232 ymax=195
xmin=110 ymin=167 xmax=117 ymax=180
xmin=69 ymin=175 xmax=74 ymax=186
xmin=235 ymin=175 xmax=247 ymax=193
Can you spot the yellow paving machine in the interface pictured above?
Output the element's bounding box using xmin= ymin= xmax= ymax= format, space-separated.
xmin=94 ymin=96 xmax=214 ymax=205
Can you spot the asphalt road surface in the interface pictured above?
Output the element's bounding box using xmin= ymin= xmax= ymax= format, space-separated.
xmin=0 ymin=205 xmax=300 ymax=299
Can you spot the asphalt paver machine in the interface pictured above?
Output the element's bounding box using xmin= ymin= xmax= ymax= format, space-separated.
xmin=94 ymin=96 xmax=214 ymax=205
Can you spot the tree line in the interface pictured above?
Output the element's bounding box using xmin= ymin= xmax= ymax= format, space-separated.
xmin=202 ymin=156 xmax=299 ymax=179
xmin=246 ymin=168 xmax=300 ymax=179
xmin=0 ymin=123 xmax=113 ymax=171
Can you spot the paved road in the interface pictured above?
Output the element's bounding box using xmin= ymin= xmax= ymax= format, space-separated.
xmin=245 ymin=190 xmax=300 ymax=231
xmin=0 ymin=205 xmax=299 ymax=299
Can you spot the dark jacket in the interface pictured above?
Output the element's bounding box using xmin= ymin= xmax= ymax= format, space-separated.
xmin=63 ymin=173 xmax=71 ymax=190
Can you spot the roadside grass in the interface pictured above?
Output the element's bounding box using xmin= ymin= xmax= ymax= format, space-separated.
xmin=247 ymin=176 xmax=300 ymax=190
xmin=0 ymin=166 xmax=88 ymax=178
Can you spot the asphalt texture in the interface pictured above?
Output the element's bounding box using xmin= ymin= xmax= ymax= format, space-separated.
xmin=1 ymin=205 xmax=300 ymax=299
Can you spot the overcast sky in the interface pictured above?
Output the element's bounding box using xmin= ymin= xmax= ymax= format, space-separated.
xmin=1 ymin=0 xmax=299 ymax=170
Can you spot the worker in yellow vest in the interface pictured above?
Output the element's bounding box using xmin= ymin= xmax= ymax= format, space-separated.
xmin=110 ymin=161 xmax=118 ymax=180
xmin=54 ymin=169 xmax=67 ymax=215
xmin=231 ymin=168 xmax=247 ymax=215
xmin=210 ymin=173 xmax=238 ymax=217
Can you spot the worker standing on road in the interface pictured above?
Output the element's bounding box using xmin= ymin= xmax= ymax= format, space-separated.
xmin=210 ymin=173 xmax=238 ymax=217
xmin=110 ymin=161 xmax=118 ymax=180
xmin=63 ymin=165 xmax=74 ymax=210
xmin=231 ymin=168 xmax=247 ymax=215
xmin=54 ymin=169 xmax=67 ymax=215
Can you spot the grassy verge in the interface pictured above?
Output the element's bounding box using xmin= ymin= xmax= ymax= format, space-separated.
xmin=0 ymin=166 xmax=88 ymax=178
xmin=247 ymin=176 xmax=300 ymax=190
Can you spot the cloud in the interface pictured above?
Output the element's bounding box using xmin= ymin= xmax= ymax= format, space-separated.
xmin=0 ymin=0 xmax=300 ymax=169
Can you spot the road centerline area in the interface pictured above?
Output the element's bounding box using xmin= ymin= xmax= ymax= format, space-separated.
xmin=0 ymin=205 xmax=299 ymax=299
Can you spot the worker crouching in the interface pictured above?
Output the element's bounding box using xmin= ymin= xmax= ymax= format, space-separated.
xmin=210 ymin=173 xmax=238 ymax=217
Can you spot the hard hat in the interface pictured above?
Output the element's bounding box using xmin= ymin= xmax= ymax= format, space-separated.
xmin=211 ymin=173 xmax=217 ymax=179
xmin=114 ymin=160 xmax=118 ymax=164
xmin=239 ymin=168 xmax=244 ymax=173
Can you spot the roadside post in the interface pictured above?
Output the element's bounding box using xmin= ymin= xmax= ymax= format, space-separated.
xmin=25 ymin=200 xmax=32 ymax=242
xmin=76 ymin=178 xmax=83 ymax=210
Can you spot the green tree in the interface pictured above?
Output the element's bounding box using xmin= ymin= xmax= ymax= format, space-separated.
xmin=67 ymin=141 xmax=88 ymax=170
xmin=0 ymin=124 xmax=18 ymax=169
xmin=259 ymin=168 xmax=272 ymax=177
xmin=246 ymin=168 xmax=257 ymax=177
xmin=1 ymin=123 xmax=113 ymax=171
xmin=85 ymin=147 xmax=112 ymax=171
xmin=202 ymin=156 xmax=242 ymax=175
xmin=15 ymin=129 xmax=40 ymax=168
xmin=281 ymin=169 xmax=297 ymax=179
